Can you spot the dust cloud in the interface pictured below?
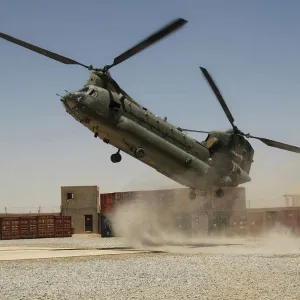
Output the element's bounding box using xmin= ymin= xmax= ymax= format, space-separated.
xmin=106 ymin=190 xmax=300 ymax=255
xmin=106 ymin=194 xmax=188 ymax=250
xmin=106 ymin=190 xmax=229 ymax=252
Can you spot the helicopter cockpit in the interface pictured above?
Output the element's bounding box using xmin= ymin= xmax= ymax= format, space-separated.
xmin=78 ymin=86 xmax=98 ymax=96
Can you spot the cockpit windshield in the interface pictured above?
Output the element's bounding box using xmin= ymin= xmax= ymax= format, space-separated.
xmin=80 ymin=87 xmax=98 ymax=97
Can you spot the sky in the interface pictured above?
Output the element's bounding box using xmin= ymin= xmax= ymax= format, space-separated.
xmin=1 ymin=0 xmax=300 ymax=212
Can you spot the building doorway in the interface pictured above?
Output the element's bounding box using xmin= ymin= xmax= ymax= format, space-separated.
xmin=84 ymin=215 xmax=93 ymax=232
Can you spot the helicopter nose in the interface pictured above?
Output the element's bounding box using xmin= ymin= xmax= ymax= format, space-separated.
xmin=62 ymin=92 xmax=86 ymax=109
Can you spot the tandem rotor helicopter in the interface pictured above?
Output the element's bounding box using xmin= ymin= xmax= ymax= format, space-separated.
xmin=1 ymin=18 xmax=300 ymax=200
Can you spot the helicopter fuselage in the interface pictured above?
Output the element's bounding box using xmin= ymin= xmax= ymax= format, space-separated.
xmin=61 ymin=73 xmax=252 ymax=191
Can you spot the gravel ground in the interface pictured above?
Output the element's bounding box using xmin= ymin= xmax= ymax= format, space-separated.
xmin=1 ymin=234 xmax=300 ymax=300
xmin=0 ymin=234 xmax=127 ymax=249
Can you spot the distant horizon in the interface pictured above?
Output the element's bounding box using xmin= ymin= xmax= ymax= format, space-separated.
xmin=0 ymin=185 xmax=298 ymax=214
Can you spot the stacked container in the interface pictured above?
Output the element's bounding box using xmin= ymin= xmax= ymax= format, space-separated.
xmin=227 ymin=211 xmax=248 ymax=236
xmin=99 ymin=191 xmax=138 ymax=237
xmin=99 ymin=189 xmax=177 ymax=237
xmin=211 ymin=187 xmax=246 ymax=211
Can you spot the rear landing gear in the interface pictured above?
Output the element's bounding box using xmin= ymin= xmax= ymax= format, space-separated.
xmin=188 ymin=189 xmax=197 ymax=201
xmin=189 ymin=188 xmax=224 ymax=200
xmin=111 ymin=150 xmax=122 ymax=163
xmin=215 ymin=188 xmax=224 ymax=198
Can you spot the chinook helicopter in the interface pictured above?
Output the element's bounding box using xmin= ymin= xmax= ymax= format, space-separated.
xmin=1 ymin=18 xmax=300 ymax=200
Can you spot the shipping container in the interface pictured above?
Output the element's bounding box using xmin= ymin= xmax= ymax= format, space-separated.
xmin=279 ymin=210 xmax=299 ymax=228
xmin=54 ymin=216 xmax=72 ymax=237
xmin=211 ymin=211 xmax=230 ymax=233
xmin=153 ymin=189 xmax=175 ymax=204
xmin=211 ymin=187 xmax=246 ymax=212
xmin=100 ymin=189 xmax=176 ymax=215
xmin=37 ymin=215 xmax=55 ymax=238
xmin=227 ymin=211 xmax=247 ymax=236
xmin=174 ymin=212 xmax=192 ymax=232
xmin=100 ymin=215 xmax=113 ymax=237
xmin=190 ymin=212 xmax=209 ymax=235
xmin=247 ymin=210 xmax=266 ymax=235
xmin=265 ymin=211 xmax=280 ymax=228
xmin=0 ymin=215 xmax=72 ymax=240
xmin=20 ymin=216 xmax=38 ymax=239
xmin=100 ymin=193 xmax=114 ymax=214
xmin=121 ymin=191 xmax=138 ymax=201
xmin=1 ymin=217 xmax=20 ymax=240
xmin=100 ymin=192 xmax=130 ymax=214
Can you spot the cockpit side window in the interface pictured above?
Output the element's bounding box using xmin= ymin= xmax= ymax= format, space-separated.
xmin=80 ymin=87 xmax=89 ymax=93
xmin=89 ymin=90 xmax=98 ymax=97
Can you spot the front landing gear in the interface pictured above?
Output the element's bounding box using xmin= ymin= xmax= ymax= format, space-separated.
xmin=111 ymin=150 xmax=122 ymax=163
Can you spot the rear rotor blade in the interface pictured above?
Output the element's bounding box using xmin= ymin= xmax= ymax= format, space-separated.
xmin=0 ymin=32 xmax=90 ymax=69
xmin=249 ymin=135 xmax=300 ymax=154
xmin=106 ymin=18 xmax=187 ymax=70
xmin=200 ymin=67 xmax=236 ymax=129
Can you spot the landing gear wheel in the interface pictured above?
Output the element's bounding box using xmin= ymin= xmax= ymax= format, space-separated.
xmin=94 ymin=132 xmax=98 ymax=138
xmin=135 ymin=147 xmax=145 ymax=158
xmin=110 ymin=150 xmax=122 ymax=163
xmin=189 ymin=189 xmax=197 ymax=201
xmin=215 ymin=188 xmax=224 ymax=198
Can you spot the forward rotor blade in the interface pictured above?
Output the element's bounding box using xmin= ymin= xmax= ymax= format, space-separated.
xmin=249 ymin=135 xmax=300 ymax=154
xmin=200 ymin=67 xmax=235 ymax=128
xmin=107 ymin=18 xmax=187 ymax=69
xmin=178 ymin=127 xmax=209 ymax=134
xmin=0 ymin=32 xmax=90 ymax=68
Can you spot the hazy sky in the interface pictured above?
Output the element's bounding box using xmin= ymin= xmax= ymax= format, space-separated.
xmin=1 ymin=0 xmax=300 ymax=212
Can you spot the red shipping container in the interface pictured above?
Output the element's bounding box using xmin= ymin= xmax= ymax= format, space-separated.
xmin=1 ymin=217 xmax=20 ymax=240
xmin=122 ymin=191 xmax=138 ymax=201
xmin=100 ymin=192 xmax=129 ymax=214
xmin=265 ymin=211 xmax=281 ymax=228
xmin=281 ymin=210 xmax=298 ymax=226
xmin=20 ymin=217 xmax=29 ymax=238
xmin=28 ymin=217 xmax=38 ymax=238
xmin=100 ymin=193 xmax=114 ymax=214
xmin=18 ymin=216 xmax=38 ymax=239
xmin=54 ymin=216 xmax=72 ymax=237
xmin=227 ymin=212 xmax=247 ymax=236
xmin=154 ymin=189 xmax=175 ymax=205
xmin=37 ymin=215 xmax=55 ymax=238
xmin=211 ymin=187 xmax=246 ymax=211
xmin=113 ymin=192 xmax=123 ymax=206
xmin=247 ymin=211 xmax=265 ymax=235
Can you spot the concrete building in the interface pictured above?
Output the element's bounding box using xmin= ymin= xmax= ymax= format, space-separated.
xmin=61 ymin=185 xmax=100 ymax=234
